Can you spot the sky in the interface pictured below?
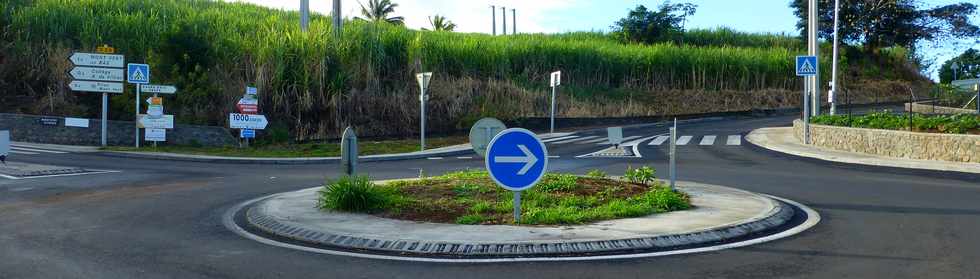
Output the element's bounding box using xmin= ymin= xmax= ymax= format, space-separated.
xmin=227 ymin=0 xmax=979 ymax=80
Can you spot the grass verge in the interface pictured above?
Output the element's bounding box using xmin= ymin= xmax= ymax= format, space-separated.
xmin=101 ymin=136 xmax=467 ymax=157
xmin=316 ymin=169 xmax=691 ymax=225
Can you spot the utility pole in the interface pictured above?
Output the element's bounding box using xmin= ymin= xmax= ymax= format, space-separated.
xmin=830 ymin=0 xmax=840 ymax=115
xmin=332 ymin=0 xmax=342 ymax=38
xmin=491 ymin=5 xmax=496 ymax=35
xmin=300 ymin=0 xmax=310 ymax=31
xmin=512 ymin=9 xmax=516 ymax=34
xmin=501 ymin=6 xmax=507 ymax=35
xmin=808 ymin=0 xmax=820 ymax=115
xmin=952 ymin=62 xmax=959 ymax=81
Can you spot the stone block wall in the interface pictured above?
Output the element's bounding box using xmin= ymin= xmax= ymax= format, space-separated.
xmin=0 ymin=113 xmax=236 ymax=147
xmin=793 ymin=119 xmax=979 ymax=163
xmin=905 ymin=101 xmax=977 ymax=115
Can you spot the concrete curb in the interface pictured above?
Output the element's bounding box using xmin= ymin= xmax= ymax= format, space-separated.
xmin=746 ymin=127 xmax=980 ymax=175
xmin=93 ymin=146 xmax=473 ymax=165
xmin=239 ymin=183 xmax=795 ymax=258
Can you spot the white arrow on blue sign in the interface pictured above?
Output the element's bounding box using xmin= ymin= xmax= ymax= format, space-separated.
xmin=485 ymin=128 xmax=548 ymax=191
xmin=127 ymin=63 xmax=150 ymax=84
xmin=796 ymin=55 xmax=818 ymax=76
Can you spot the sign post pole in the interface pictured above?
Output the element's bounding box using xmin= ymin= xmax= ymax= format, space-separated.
xmin=669 ymin=118 xmax=676 ymax=191
xmin=416 ymin=73 xmax=433 ymax=151
xmin=549 ymin=71 xmax=561 ymax=134
xmin=513 ymin=191 xmax=522 ymax=223
xmin=102 ymin=93 xmax=108 ymax=147
xmin=135 ymin=84 xmax=141 ymax=148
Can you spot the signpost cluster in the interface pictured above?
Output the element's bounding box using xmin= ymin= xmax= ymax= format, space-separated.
xmin=229 ymin=87 xmax=267 ymax=147
xmin=127 ymin=63 xmax=178 ymax=147
xmin=68 ymin=51 xmax=125 ymax=146
xmin=796 ymin=55 xmax=818 ymax=144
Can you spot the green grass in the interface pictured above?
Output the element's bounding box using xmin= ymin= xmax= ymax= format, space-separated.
xmin=811 ymin=111 xmax=980 ymax=134
xmin=318 ymin=169 xmax=691 ymax=225
xmin=101 ymin=136 xmax=466 ymax=157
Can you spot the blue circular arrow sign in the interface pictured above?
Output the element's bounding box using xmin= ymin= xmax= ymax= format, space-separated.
xmin=485 ymin=128 xmax=549 ymax=191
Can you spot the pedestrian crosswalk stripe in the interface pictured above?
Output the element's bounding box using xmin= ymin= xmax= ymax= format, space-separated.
xmin=600 ymin=135 xmax=641 ymax=145
xmin=676 ymin=136 xmax=692 ymax=145
xmin=8 ymin=150 xmax=39 ymax=155
xmin=727 ymin=135 xmax=742 ymax=145
xmin=542 ymin=135 xmax=579 ymax=143
xmin=11 ymin=146 xmax=68 ymax=154
xmin=551 ymin=135 xmax=598 ymax=144
xmin=699 ymin=135 xmax=716 ymax=145
xmin=622 ymin=135 xmax=658 ymax=146
xmin=648 ymin=136 xmax=670 ymax=145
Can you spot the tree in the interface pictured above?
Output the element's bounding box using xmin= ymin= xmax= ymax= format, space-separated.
xmin=611 ymin=2 xmax=697 ymax=44
xmin=790 ymin=0 xmax=980 ymax=52
xmin=357 ymin=0 xmax=404 ymax=25
xmin=425 ymin=15 xmax=456 ymax=31
xmin=938 ymin=49 xmax=980 ymax=83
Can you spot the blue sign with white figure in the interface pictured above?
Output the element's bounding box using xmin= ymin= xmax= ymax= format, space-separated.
xmin=127 ymin=63 xmax=150 ymax=84
xmin=796 ymin=56 xmax=818 ymax=76
xmin=485 ymin=128 xmax=548 ymax=191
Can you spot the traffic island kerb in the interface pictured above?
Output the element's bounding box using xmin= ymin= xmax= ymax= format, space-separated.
xmin=232 ymin=180 xmax=811 ymax=259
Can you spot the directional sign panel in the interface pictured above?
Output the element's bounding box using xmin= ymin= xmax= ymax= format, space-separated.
xmin=550 ymin=71 xmax=561 ymax=87
xmin=145 ymin=128 xmax=166 ymax=142
xmin=70 ymin=67 xmax=125 ymax=82
xmin=141 ymin=84 xmax=177 ymax=94
xmin=485 ymin=128 xmax=548 ymax=191
xmin=70 ymin=53 xmax=125 ymax=68
xmin=137 ymin=114 xmax=174 ymax=129
xmin=69 ymin=80 xmax=124 ymax=93
xmin=229 ymin=113 xmax=268 ymax=130
xmin=796 ymin=56 xmax=818 ymax=76
xmin=237 ymin=98 xmax=259 ymax=114
xmin=127 ymin=63 xmax=150 ymax=84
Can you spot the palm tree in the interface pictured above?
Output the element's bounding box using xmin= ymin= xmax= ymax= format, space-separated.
xmin=358 ymin=0 xmax=404 ymax=25
xmin=427 ymin=15 xmax=456 ymax=31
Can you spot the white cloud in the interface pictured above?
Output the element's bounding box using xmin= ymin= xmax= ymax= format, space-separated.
xmin=224 ymin=0 xmax=578 ymax=33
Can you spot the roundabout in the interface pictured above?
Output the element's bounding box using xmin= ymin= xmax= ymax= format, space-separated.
xmin=226 ymin=179 xmax=820 ymax=261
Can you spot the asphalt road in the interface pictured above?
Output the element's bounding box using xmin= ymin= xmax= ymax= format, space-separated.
xmin=1 ymin=114 xmax=979 ymax=279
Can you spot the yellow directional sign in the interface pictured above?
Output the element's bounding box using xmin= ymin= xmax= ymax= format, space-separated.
xmin=96 ymin=44 xmax=115 ymax=54
xmin=146 ymin=97 xmax=163 ymax=105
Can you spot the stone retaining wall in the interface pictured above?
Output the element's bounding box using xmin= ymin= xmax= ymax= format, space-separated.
xmin=0 ymin=113 xmax=236 ymax=147
xmin=905 ymin=101 xmax=977 ymax=115
xmin=793 ymin=120 xmax=979 ymax=163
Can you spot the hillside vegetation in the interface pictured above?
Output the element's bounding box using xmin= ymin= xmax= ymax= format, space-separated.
xmin=0 ymin=0 xmax=930 ymax=141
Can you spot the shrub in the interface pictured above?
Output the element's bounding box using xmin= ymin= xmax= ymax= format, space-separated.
xmin=318 ymin=176 xmax=391 ymax=212
xmin=624 ymin=166 xmax=656 ymax=185
xmin=586 ymin=169 xmax=608 ymax=179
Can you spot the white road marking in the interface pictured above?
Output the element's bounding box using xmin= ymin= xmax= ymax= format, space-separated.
xmin=456 ymin=156 xmax=473 ymax=160
xmin=551 ymin=136 xmax=598 ymax=144
xmin=600 ymin=136 xmax=641 ymax=145
xmin=427 ymin=157 xmax=443 ymax=160
xmin=8 ymin=150 xmax=39 ymax=155
xmin=578 ymin=137 xmax=609 ymax=144
xmin=676 ymin=136 xmax=692 ymax=145
xmin=699 ymin=135 xmax=716 ymax=145
xmin=622 ymin=135 xmax=661 ymax=147
xmin=542 ymin=136 xmax=579 ymax=143
xmin=0 ymin=170 xmax=120 ymax=180
xmin=727 ymin=135 xmax=742 ymax=145
xmin=539 ymin=133 xmax=574 ymax=139
xmin=648 ymin=136 xmax=670 ymax=145
xmin=10 ymin=146 xmax=68 ymax=154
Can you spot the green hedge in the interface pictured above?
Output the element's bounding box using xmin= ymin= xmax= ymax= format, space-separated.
xmin=811 ymin=112 xmax=980 ymax=134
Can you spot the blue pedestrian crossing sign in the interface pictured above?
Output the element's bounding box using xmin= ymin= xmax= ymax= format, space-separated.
xmin=485 ymin=128 xmax=548 ymax=191
xmin=127 ymin=63 xmax=150 ymax=84
xmin=796 ymin=56 xmax=818 ymax=76
xmin=240 ymin=129 xmax=256 ymax=139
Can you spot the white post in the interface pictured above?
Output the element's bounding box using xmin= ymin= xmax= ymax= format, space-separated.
xmin=669 ymin=118 xmax=676 ymax=191
xmin=808 ymin=0 xmax=820 ymax=116
xmin=501 ymin=7 xmax=506 ymax=35
xmin=101 ymin=93 xmax=108 ymax=147
xmin=512 ymin=9 xmax=516 ymax=34
xmin=550 ymin=85 xmax=557 ymax=134
xmin=420 ymin=91 xmax=426 ymax=151
xmin=830 ymin=0 xmax=840 ymax=115
xmin=135 ymin=84 xmax=141 ymax=148
xmin=332 ymin=0 xmax=342 ymax=38
xmin=300 ymin=0 xmax=310 ymax=31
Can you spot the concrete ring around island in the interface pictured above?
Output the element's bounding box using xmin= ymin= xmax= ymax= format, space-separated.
xmin=224 ymin=180 xmax=820 ymax=263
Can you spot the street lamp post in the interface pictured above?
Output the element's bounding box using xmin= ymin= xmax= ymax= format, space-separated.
xmin=952 ymin=62 xmax=960 ymax=81
xmin=830 ymin=0 xmax=840 ymax=115
xmin=808 ymin=0 xmax=820 ymax=116
xmin=300 ymin=0 xmax=310 ymax=31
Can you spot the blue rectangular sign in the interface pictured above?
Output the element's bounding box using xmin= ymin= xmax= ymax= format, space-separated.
xmin=796 ymin=56 xmax=818 ymax=76
xmin=127 ymin=63 xmax=150 ymax=84
xmin=240 ymin=129 xmax=256 ymax=139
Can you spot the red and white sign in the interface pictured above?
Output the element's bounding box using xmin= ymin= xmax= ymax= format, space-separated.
xmin=237 ymin=98 xmax=258 ymax=115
